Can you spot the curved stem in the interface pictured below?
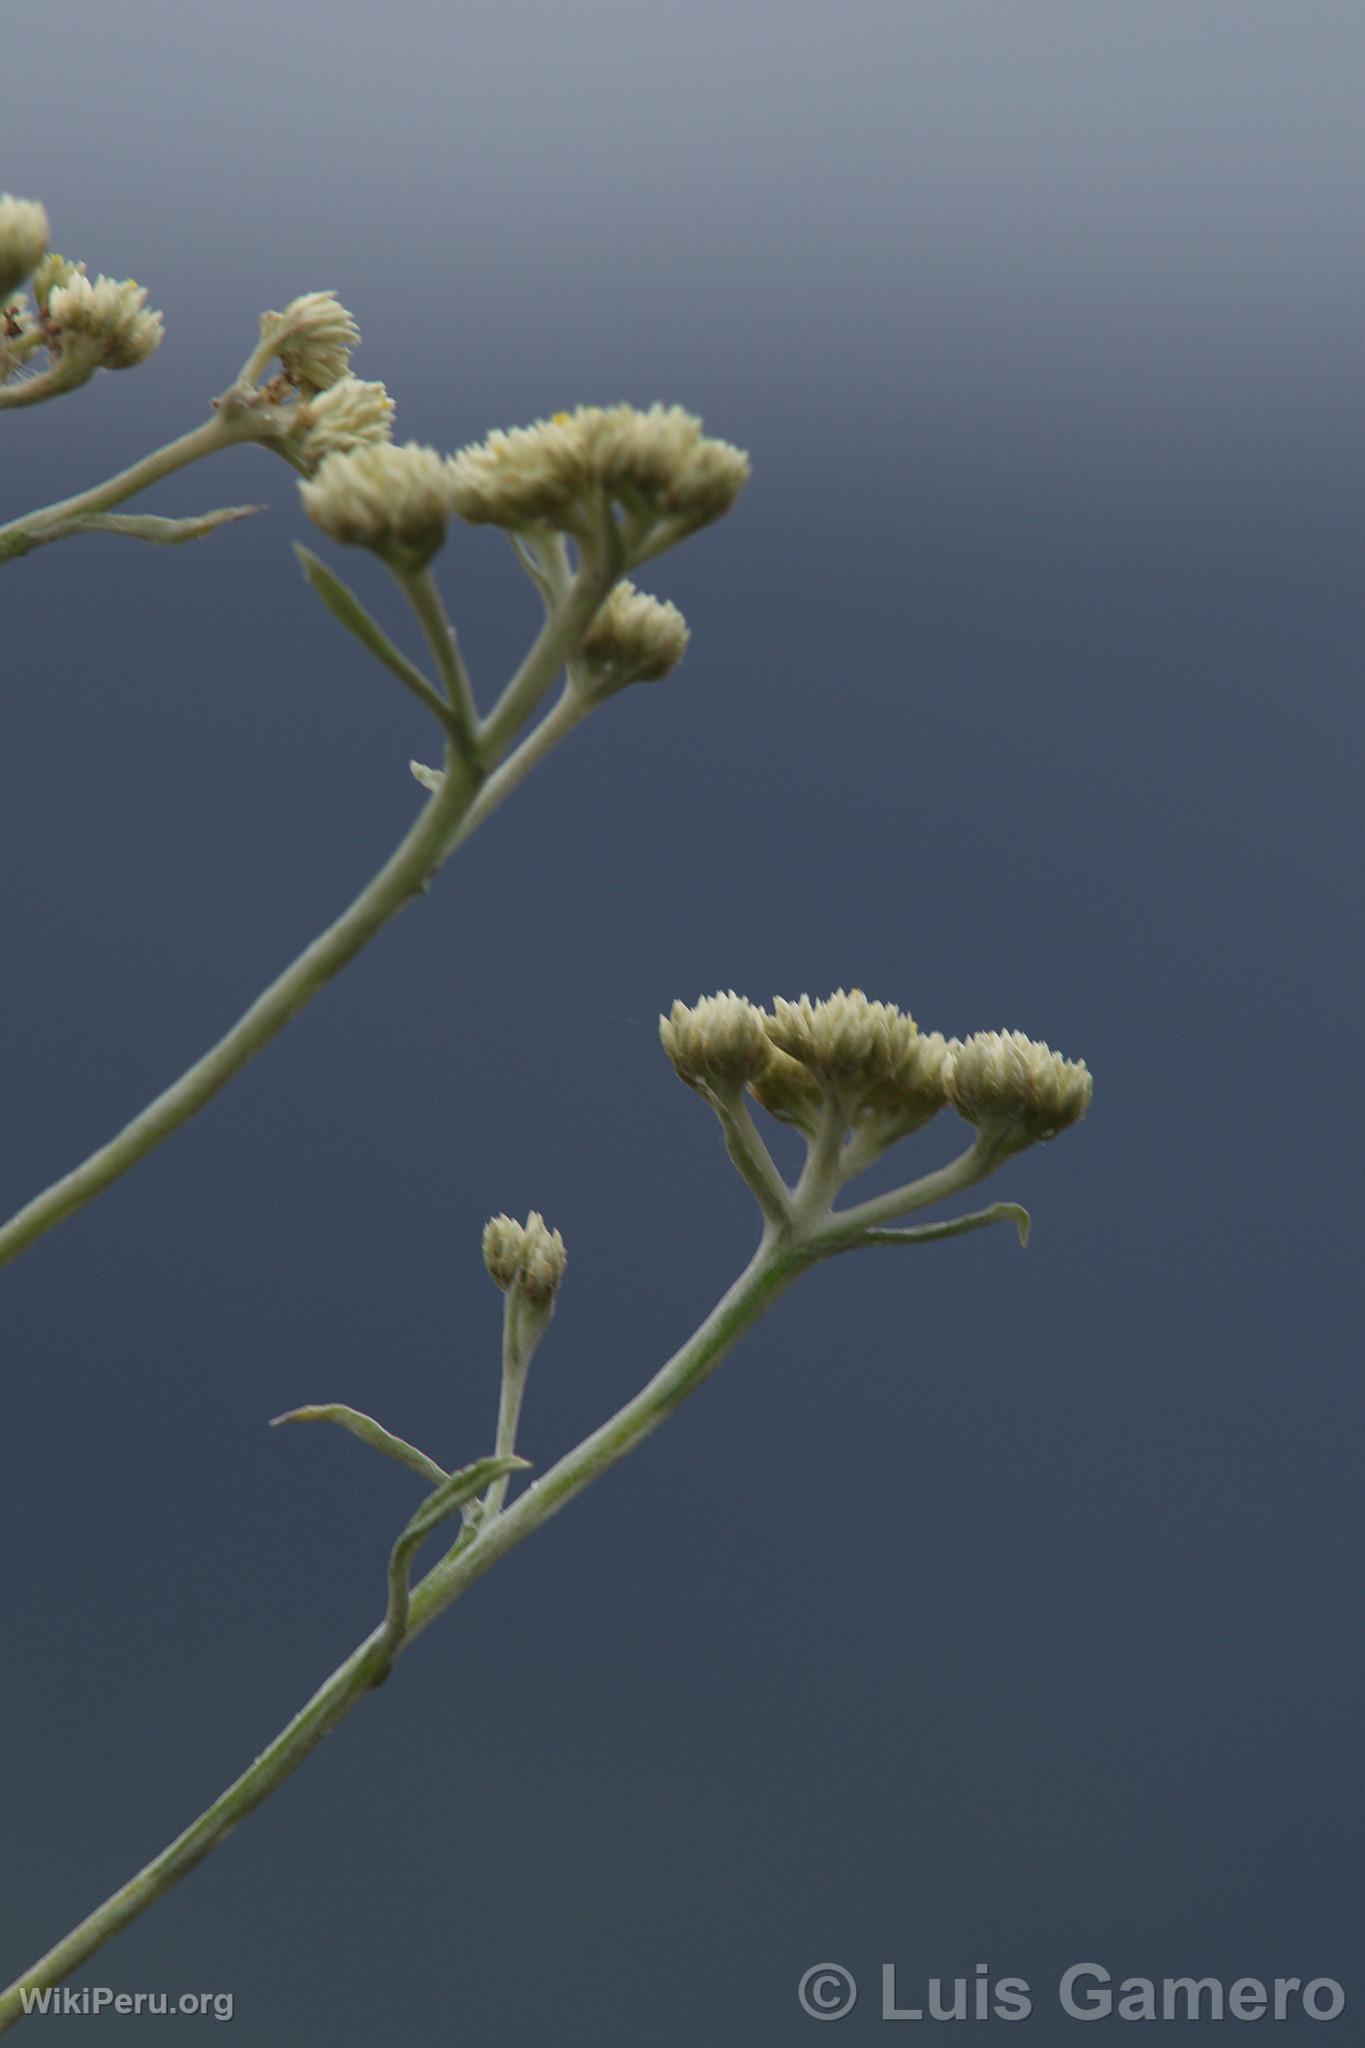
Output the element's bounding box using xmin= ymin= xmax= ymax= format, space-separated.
xmin=0 ymin=412 xmax=253 ymax=563
xmin=0 ymin=763 xmax=474 ymax=1267
xmin=812 ymin=1133 xmax=1001 ymax=1245
xmin=0 ymin=1228 xmax=806 ymax=2029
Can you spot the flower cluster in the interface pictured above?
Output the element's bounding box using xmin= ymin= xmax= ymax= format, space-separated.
xmin=482 ymin=1212 xmax=568 ymax=1306
xmin=445 ymin=403 xmax=749 ymax=556
xmin=575 ymin=580 xmax=689 ymax=698
xmin=662 ymin=988 xmax=1092 ymax=1159
xmin=659 ymin=992 xmax=772 ymax=1092
xmin=946 ymin=1029 xmax=1093 ymax=1153
xmin=258 ymin=290 xmax=360 ymax=393
xmin=299 ymin=440 xmax=455 ymax=570
xmin=44 ymin=268 xmax=164 ymax=371
xmin=294 ymin=375 xmax=395 ymax=465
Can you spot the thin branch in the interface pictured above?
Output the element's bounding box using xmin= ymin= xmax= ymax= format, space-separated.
xmin=712 ymin=1087 xmax=794 ymax=1225
xmin=6 ymin=505 xmax=262 ymax=555
xmin=0 ymin=763 xmax=474 ymax=1268
xmin=479 ymin=528 xmax=624 ymax=760
xmin=398 ymin=565 xmax=480 ymax=758
xmin=0 ymin=410 xmax=256 ymax=564
xmin=816 ymin=1133 xmax=1001 ymax=1241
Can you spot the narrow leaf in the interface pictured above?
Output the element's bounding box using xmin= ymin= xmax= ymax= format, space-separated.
xmin=12 ymin=505 xmax=260 ymax=553
xmin=294 ymin=542 xmax=448 ymax=719
xmin=858 ymin=1202 xmax=1031 ymax=1251
xmin=270 ymin=1402 xmax=450 ymax=1488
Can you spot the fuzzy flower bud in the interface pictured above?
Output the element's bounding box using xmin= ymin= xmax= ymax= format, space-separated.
xmin=296 ymin=375 xmax=395 ymax=465
xmin=445 ymin=411 xmax=594 ymax=531
xmin=482 ymin=1211 xmax=567 ymax=1306
xmin=660 ymin=992 xmax=772 ymax=1093
xmin=446 ymin=402 xmax=749 ymax=550
xmin=29 ymin=252 xmax=83 ymax=312
xmin=760 ymin=991 xmax=954 ymax=1138
xmin=766 ymin=990 xmax=903 ymax=1082
xmin=576 ymin=580 xmax=689 ymax=698
xmin=747 ymin=1043 xmax=825 ymax=1134
xmin=947 ymin=1031 xmax=1093 ymax=1152
xmin=579 ymin=403 xmax=750 ymax=536
xmin=0 ymin=195 xmax=49 ymax=299
xmin=857 ymin=1029 xmax=955 ymax=1139
xmin=298 ymin=441 xmax=455 ymax=570
xmin=46 ymin=270 xmax=163 ymax=370
xmin=259 ymin=290 xmax=360 ymax=393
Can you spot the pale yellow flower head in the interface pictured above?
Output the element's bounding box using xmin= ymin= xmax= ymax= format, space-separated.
xmin=446 ymin=403 xmax=749 ymax=554
xmin=259 ymin=290 xmax=360 ymax=393
xmin=763 ymin=990 xmax=953 ymax=1137
xmin=46 ymin=270 xmax=164 ymax=370
xmin=298 ymin=441 xmax=455 ymax=569
xmin=576 ymin=580 xmax=689 ymax=698
xmin=482 ymin=1211 xmax=567 ymax=1306
xmin=659 ymin=992 xmax=772 ymax=1093
xmin=29 ymin=251 xmax=83 ymax=312
xmin=0 ymin=194 xmax=49 ymax=299
xmin=947 ymin=1030 xmax=1093 ymax=1151
xmin=578 ymin=403 xmax=750 ymax=535
xmin=767 ymin=990 xmax=914 ymax=1085
xmin=296 ymin=375 xmax=395 ymax=465
xmin=445 ymin=412 xmax=593 ymax=531
xmin=747 ymin=1043 xmax=825 ymax=1135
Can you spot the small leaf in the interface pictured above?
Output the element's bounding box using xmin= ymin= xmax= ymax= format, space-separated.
xmin=857 ymin=1201 xmax=1032 ymax=1253
xmin=271 ymin=1402 xmax=450 ymax=1488
xmin=9 ymin=505 xmax=260 ymax=555
xmin=294 ymin=542 xmax=446 ymax=714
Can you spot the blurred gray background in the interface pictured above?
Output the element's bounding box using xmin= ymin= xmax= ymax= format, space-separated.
xmin=2 ymin=2 xmax=1361 ymax=2040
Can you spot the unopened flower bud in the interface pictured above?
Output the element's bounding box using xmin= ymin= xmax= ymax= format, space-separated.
xmin=445 ymin=411 xmax=594 ymax=531
xmin=299 ymin=441 xmax=455 ymax=570
xmin=765 ymin=990 xmax=908 ymax=1084
xmin=296 ymin=375 xmax=395 ymax=465
xmin=576 ymin=580 xmax=689 ymax=698
xmin=947 ymin=1031 xmax=1093 ymax=1152
xmin=445 ymin=402 xmax=749 ymax=552
xmin=857 ymin=1029 xmax=954 ymax=1140
xmin=259 ymin=290 xmax=360 ymax=393
xmin=29 ymin=252 xmax=83 ymax=312
xmin=747 ymin=1042 xmax=824 ymax=1133
xmin=579 ymin=403 xmax=750 ymax=537
xmin=660 ymin=992 xmax=771 ymax=1092
xmin=482 ymin=1211 xmax=567 ymax=1305
xmin=46 ymin=270 xmax=163 ymax=371
xmin=0 ymin=195 xmax=49 ymax=299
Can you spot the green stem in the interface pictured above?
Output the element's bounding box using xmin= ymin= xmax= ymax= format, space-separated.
xmin=481 ymin=1292 xmax=539 ymax=1521
xmin=0 ymin=1228 xmax=806 ymax=2029
xmin=711 ymin=1086 xmax=793 ymax=1225
xmin=399 ymin=566 xmax=480 ymax=759
xmin=819 ymin=1133 xmax=1001 ymax=1240
xmin=479 ymin=542 xmax=622 ymax=759
xmin=0 ymin=411 xmax=256 ymax=563
xmin=0 ymin=762 xmax=474 ymax=1268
